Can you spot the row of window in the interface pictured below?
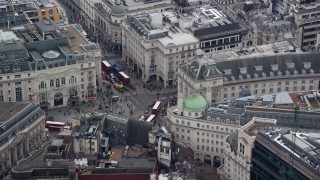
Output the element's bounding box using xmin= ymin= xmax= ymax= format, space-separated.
xmin=169 ymin=44 xmax=197 ymax=52
xmin=175 ymin=119 xmax=233 ymax=133
xmin=196 ymin=138 xmax=224 ymax=146
xmin=196 ymin=145 xmax=224 ymax=154
xmin=197 ymin=131 xmax=225 ymax=139
xmin=224 ymin=80 xmax=314 ymax=91
xmin=0 ymin=73 xmax=31 ymax=80
xmin=223 ymin=86 xmax=314 ymax=98
xmin=39 ymin=76 xmax=76 ymax=89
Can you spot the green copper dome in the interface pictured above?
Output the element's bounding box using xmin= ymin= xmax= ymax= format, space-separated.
xmin=183 ymin=94 xmax=208 ymax=111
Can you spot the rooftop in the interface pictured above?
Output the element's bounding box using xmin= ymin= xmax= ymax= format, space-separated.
xmin=126 ymin=12 xmax=198 ymax=45
xmin=12 ymin=139 xmax=73 ymax=176
xmin=102 ymin=0 xmax=173 ymax=12
xmin=0 ymin=102 xmax=31 ymax=123
xmin=0 ymin=22 xmax=100 ymax=74
xmin=259 ymin=127 xmax=320 ymax=177
xmin=62 ymin=25 xmax=93 ymax=53
xmin=233 ymin=90 xmax=320 ymax=112
xmin=177 ymin=5 xmax=245 ymax=39
xmin=232 ymin=117 xmax=320 ymax=179
xmin=208 ymin=41 xmax=300 ymax=61
xmin=107 ymin=113 xmax=129 ymax=124
xmin=180 ymin=42 xmax=320 ymax=84
xmin=119 ymin=157 xmax=156 ymax=168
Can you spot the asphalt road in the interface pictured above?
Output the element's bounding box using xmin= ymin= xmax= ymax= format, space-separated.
xmin=51 ymin=0 xmax=178 ymax=118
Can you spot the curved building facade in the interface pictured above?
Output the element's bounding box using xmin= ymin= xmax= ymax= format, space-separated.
xmin=168 ymin=42 xmax=320 ymax=166
xmin=178 ymin=44 xmax=320 ymax=105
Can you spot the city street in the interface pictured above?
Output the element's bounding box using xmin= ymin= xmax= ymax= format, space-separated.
xmin=46 ymin=0 xmax=177 ymax=123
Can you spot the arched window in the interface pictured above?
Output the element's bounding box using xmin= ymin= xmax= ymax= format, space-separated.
xmin=56 ymin=78 xmax=60 ymax=87
xmin=70 ymin=76 xmax=75 ymax=84
xmin=50 ymin=80 xmax=54 ymax=87
xmin=39 ymin=81 xmax=46 ymax=89
xmin=61 ymin=77 xmax=65 ymax=85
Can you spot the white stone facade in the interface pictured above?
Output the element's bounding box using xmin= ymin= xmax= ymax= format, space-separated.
xmin=218 ymin=117 xmax=277 ymax=180
xmin=34 ymin=60 xmax=97 ymax=108
xmin=0 ymin=103 xmax=45 ymax=177
xmin=79 ymin=0 xmax=101 ymax=31
xmin=122 ymin=13 xmax=199 ymax=87
xmin=178 ymin=48 xmax=320 ymax=105
xmin=167 ymin=107 xmax=240 ymax=167
xmin=0 ymin=71 xmax=34 ymax=102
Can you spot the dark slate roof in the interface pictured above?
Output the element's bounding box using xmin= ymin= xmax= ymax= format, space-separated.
xmin=95 ymin=3 xmax=111 ymax=19
xmin=204 ymin=109 xmax=240 ymax=125
xmin=226 ymin=107 xmax=245 ymax=115
xmin=0 ymin=14 xmax=28 ymax=25
xmin=193 ymin=22 xmax=241 ymax=37
xmin=202 ymin=59 xmax=223 ymax=78
xmin=0 ymin=41 xmax=24 ymax=51
xmin=215 ymin=52 xmax=320 ymax=81
xmin=0 ymin=61 xmax=31 ymax=74
xmin=181 ymin=57 xmax=223 ymax=81
xmin=24 ymin=37 xmax=70 ymax=52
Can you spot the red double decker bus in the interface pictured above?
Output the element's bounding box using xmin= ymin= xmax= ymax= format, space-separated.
xmin=101 ymin=60 xmax=112 ymax=74
xmin=152 ymin=101 xmax=162 ymax=115
xmin=45 ymin=121 xmax=66 ymax=132
xmin=118 ymin=71 xmax=130 ymax=86
xmin=145 ymin=114 xmax=156 ymax=125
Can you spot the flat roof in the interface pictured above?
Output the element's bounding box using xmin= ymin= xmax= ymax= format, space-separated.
xmin=0 ymin=102 xmax=30 ymax=123
xmin=274 ymin=92 xmax=294 ymax=105
xmin=63 ymin=25 xmax=89 ymax=53
xmin=207 ymin=41 xmax=300 ymax=62
xmin=119 ymin=157 xmax=156 ymax=169
xmin=159 ymin=32 xmax=198 ymax=47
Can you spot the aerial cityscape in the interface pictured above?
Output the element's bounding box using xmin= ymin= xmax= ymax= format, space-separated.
xmin=0 ymin=0 xmax=319 ymax=179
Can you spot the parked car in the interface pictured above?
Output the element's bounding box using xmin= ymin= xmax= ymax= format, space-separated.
xmin=148 ymin=101 xmax=156 ymax=107
xmin=144 ymin=108 xmax=149 ymax=115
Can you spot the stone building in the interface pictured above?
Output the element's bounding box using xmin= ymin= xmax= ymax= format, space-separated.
xmin=177 ymin=41 xmax=320 ymax=105
xmin=0 ymin=22 xmax=101 ymax=109
xmin=94 ymin=0 xmax=175 ymax=52
xmin=122 ymin=12 xmax=199 ymax=86
xmin=0 ymin=102 xmax=45 ymax=178
xmin=95 ymin=0 xmax=126 ymax=52
xmin=167 ymin=93 xmax=241 ymax=167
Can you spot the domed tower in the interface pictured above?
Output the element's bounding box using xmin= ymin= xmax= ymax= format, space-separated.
xmin=182 ymin=93 xmax=208 ymax=118
xmin=110 ymin=0 xmax=126 ymax=51
xmin=111 ymin=0 xmax=126 ymax=24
